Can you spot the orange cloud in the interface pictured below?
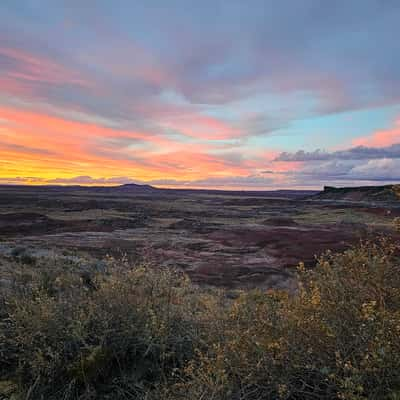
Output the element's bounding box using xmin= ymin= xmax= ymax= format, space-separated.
xmin=0 ymin=106 xmax=264 ymax=184
xmin=0 ymin=106 xmax=172 ymax=180
xmin=0 ymin=104 xmax=298 ymax=188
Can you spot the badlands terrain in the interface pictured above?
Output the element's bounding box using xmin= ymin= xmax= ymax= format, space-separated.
xmin=0 ymin=184 xmax=399 ymax=290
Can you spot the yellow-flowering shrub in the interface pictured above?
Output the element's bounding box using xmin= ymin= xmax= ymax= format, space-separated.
xmin=175 ymin=239 xmax=400 ymax=400
xmin=1 ymin=235 xmax=399 ymax=399
xmin=393 ymin=185 xmax=400 ymax=199
xmin=395 ymin=217 xmax=400 ymax=232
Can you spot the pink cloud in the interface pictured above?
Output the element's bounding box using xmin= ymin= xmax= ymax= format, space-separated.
xmin=353 ymin=118 xmax=400 ymax=147
xmin=161 ymin=113 xmax=241 ymax=140
xmin=0 ymin=46 xmax=90 ymax=88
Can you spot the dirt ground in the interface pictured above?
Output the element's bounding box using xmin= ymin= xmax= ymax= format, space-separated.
xmin=0 ymin=185 xmax=399 ymax=289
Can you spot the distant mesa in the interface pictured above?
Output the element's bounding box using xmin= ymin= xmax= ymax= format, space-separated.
xmin=78 ymin=183 xmax=159 ymax=195
xmin=116 ymin=183 xmax=157 ymax=192
xmin=312 ymin=184 xmax=400 ymax=203
xmin=77 ymin=183 xmax=158 ymax=194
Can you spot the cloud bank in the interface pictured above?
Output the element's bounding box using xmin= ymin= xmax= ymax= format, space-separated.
xmin=0 ymin=0 xmax=400 ymax=188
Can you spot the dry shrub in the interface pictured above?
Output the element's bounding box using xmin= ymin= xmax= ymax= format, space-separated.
xmin=393 ymin=185 xmax=400 ymax=200
xmin=175 ymin=238 xmax=400 ymax=400
xmin=395 ymin=217 xmax=400 ymax=232
xmin=0 ymin=258 xmax=210 ymax=399
xmin=1 ymin=234 xmax=399 ymax=399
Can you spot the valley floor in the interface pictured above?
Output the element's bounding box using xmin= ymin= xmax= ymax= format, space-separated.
xmin=1 ymin=185 xmax=399 ymax=289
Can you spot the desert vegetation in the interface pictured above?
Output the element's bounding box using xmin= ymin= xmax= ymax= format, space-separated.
xmin=1 ymin=228 xmax=399 ymax=399
xmin=394 ymin=186 xmax=400 ymax=200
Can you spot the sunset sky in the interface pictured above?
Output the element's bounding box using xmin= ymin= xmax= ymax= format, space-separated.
xmin=1 ymin=0 xmax=400 ymax=189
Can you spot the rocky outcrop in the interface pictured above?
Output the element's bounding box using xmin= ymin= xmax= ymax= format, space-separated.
xmin=311 ymin=184 xmax=400 ymax=203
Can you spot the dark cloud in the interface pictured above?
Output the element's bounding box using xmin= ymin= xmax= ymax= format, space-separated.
xmin=275 ymin=142 xmax=400 ymax=185
xmin=275 ymin=144 xmax=400 ymax=162
xmin=283 ymin=158 xmax=400 ymax=186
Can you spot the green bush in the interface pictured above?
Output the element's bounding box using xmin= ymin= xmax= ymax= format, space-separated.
xmin=1 ymin=235 xmax=399 ymax=399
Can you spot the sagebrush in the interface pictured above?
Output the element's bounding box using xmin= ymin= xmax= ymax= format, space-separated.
xmin=0 ymin=235 xmax=399 ymax=399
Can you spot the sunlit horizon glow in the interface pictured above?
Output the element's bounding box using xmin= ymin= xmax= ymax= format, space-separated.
xmin=1 ymin=1 xmax=400 ymax=190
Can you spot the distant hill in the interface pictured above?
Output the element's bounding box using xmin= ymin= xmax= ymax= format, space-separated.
xmin=95 ymin=183 xmax=157 ymax=193
xmin=162 ymin=188 xmax=319 ymax=198
xmin=310 ymin=184 xmax=400 ymax=203
xmin=0 ymin=184 xmax=318 ymax=198
xmin=0 ymin=183 xmax=158 ymax=194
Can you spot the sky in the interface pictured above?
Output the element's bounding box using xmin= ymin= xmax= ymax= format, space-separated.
xmin=1 ymin=0 xmax=400 ymax=190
